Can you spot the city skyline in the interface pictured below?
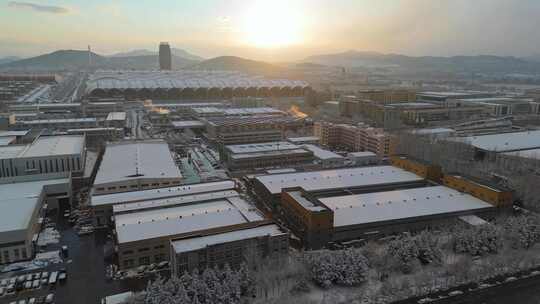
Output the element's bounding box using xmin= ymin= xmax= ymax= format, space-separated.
xmin=1 ymin=0 xmax=540 ymax=61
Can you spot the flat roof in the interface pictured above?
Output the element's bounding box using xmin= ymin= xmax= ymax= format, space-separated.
xmin=347 ymin=151 xmax=377 ymax=157
xmin=171 ymin=120 xmax=205 ymax=128
xmin=226 ymin=141 xmax=299 ymax=154
xmin=91 ymin=180 xmax=235 ymax=207
xmin=172 ymin=224 xmax=285 ymax=254
xmin=0 ymin=130 xmax=29 ymax=137
xmin=21 ymin=135 xmax=85 ymax=157
xmin=230 ymin=148 xmax=310 ymax=160
xmin=0 ymin=178 xmax=69 ymax=234
xmin=286 ymin=191 xmax=326 ymax=212
xmin=456 ymin=130 xmax=540 ymax=152
xmin=255 ymin=165 xmax=424 ymax=195
xmin=318 ymin=186 xmax=493 ymax=227
xmin=16 ymin=118 xmax=96 ymax=124
xmin=0 ymin=145 xmax=26 ymax=159
xmin=105 ymin=112 xmax=127 ymax=121
xmin=112 ymin=190 xmax=239 ymax=214
xmin=94 ymin=140 xmax=182 ymax=185
xmin=287 ymin=136 xmax=320 ymax=143
xmin=0 ymin=136 xmax=16 ymax=146
xmin=503 ymin=148 xmax=540 ymax=160
xmin=301 ymin=144 xmax=343 ymax=160
xmin=115 ymin=196 xmax=264 ymax=243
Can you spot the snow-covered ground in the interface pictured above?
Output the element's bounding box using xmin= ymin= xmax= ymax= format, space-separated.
xmin=0 ymin=250 xmax=62 ymax=274
xmin=37 ymin=227 xmax=61 ymax=246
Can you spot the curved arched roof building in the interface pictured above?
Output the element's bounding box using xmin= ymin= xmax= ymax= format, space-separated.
xmin=86 ymin=70 xmax=311 ymax=99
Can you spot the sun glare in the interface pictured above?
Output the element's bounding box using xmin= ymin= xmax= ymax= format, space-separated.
xmin=240 ymin=0 xmax=304 ymax=48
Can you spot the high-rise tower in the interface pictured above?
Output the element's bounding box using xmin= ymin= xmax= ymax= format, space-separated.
xmin=159 ymin=42 xmax=172 ymax=70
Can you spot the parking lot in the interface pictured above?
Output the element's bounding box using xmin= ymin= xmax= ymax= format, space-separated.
xmin=0 ymin=207 xmax=156 ymax=304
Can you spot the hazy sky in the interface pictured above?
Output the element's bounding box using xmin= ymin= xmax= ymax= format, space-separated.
xmin=1 ymin=0 xmax=539 ymax=61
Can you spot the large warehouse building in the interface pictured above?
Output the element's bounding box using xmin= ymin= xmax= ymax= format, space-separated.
xmin=92 ymin=140 xmax=183 ymax=195
xmin=281 ymin=185 xmax=494 ymax=249
xmin=0 ymin=176 xmax=71 ymax=264
xmin=86 ymin=70 xmax=310 ymax=99
xmin=0 ymin=135 xmax=86 ymax=178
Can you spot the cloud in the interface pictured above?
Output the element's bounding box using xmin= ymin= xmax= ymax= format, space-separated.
xmin=8 ymin=1 xmax=69 ymax=14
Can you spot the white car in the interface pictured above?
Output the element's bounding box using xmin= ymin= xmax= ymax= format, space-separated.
xmin=45 ymin=294 xmax=54 ymax=304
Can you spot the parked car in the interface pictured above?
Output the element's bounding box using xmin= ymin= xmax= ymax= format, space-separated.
xmin=45 ymin=294 xmax=54 ymax=304
xmin=32 ymin=279 xmax=40 ymax=289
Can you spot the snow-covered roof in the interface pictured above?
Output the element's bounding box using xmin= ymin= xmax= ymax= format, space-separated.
xmin=172 ymin=224 xmax=285 ymax=254
xmin=0 ymin=178 xmax=69 ymax=235
xmin=226 ymin=141 xmax=299 ymax=154
xmin=114 ymin=196 xmax=264 ymax=243
xmin=171 ymin=120 xmax=205 ymax=129
xmin=503 ymin=148 xmax=540 ymax=160
xmin=21 ymin=135 xmax=85 ymax=157
xmin=93 ymin=140 xmax=182 ymax=186
xmin=105 ymin=112 xmax=127 ymax=121
xmin=255 ymin=166 xmax=424 ymax=195
xmin=318 ymin=186 xmax=493 ymax=227
xmin=86 ymin=70 xmax=309 ymax=93
xmin=286 ymin=136 xmax=320 ymax=143
xmin=301 ymin=144 xmax=343 ymax=160
xmin=455 ymin=130 xmax=540 ymax=152
xmin=0 ymin=136 xmax=16 ymax=146
xmin=91 ymin=180 xmax=235 ymax=207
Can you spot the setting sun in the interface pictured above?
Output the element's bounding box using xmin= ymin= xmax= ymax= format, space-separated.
xmin=240 ymin=0 xmax=305 ymax=48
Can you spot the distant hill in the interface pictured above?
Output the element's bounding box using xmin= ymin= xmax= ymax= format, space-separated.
xmin=305 ymin=50 xmax=540 ymax=73
xmin=0 ymin=56 xmax=22 ymax=65
xmin=0 ymin=50 xmax=198 ymax=71
xmin=189 ymin=56 xmax=283 ymax=75
xmin=110 ymin=48 xmax=204 ymax=61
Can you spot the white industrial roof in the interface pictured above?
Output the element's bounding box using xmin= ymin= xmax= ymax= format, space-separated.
xmin=301 ymin=144 xmax=343 ymax=160
xmin=255 ymin=165 xmax=424 ymax=195
xmin=21 ymin=135 xmax=85 ymax=157
xmin=347 ymin=151 xmax=377 ymax=157
xmin=115 ymin=196 xmax=264 ymax=243
xmin=94 ymin=140 xmax=182 ymax=185
xmin=172 ymin=224 xmax=285 ymax=254
xmin=230 ymin=148 xmax=310 ymax=160
xmin=87 ymin=70 xmax=309 ymax=92
xmin=106 ymin=112 xmax=127 ymax=121
xmin=0 ymin=136 xmax=16 ymax=146
xmin=503 ymin=148 xmax=540 ymax=160
xmin=0 ymin=178 xmax=69 ymax=234
xmin=286 ymin=191 xmax=326 ymax=212
xmin=227 ymin=141 xmax=299 ymax=154
xmin=318 ymin=186 xmax=493 ymax=227
xmin=91 ymin=180 xmax=235 ymax=207
xmin=287 ymin=136 xmax=320 ymax=143
xmin=171 ymin=120 xmax=205 ymax=128
xmin=456 ymin=130 xmax=540 ymax=152
xmin=16 ymin=118 xmax=96 ymax=124
xmin=112 ymin=190 xmax=239 ymax=214
xmin=0 ymin=145 xmax=27 ymax=159
xmin=0 ymin=130 xmax=29 ymax=137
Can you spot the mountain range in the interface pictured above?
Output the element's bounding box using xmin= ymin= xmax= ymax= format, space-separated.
xmin=2 ymin=49 xmax=540 ymax=74
xmin=305 ymin=50 xmax=540 ymax=73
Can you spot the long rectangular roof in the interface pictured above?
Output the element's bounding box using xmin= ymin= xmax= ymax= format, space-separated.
xmin=21 ymin=135 xmax=85 ymax=157
xmin=112 ymin=190 xmax=239 ymax=214
xmin=91 ymin=180 xmax=235 ymax=207
xmin=114 ymin=196 xmax=264 ymax=243
xmin=503 ymin=148 xmax=540 ymax=160
xmin=172 ymin=224 xmax=285 ymax=254
xmin=106 ymin=112 xmax=127 ymax=121
xmin=255 ymin=165 xmax=424 ymax=195
xmin=226 ymin=141 xmax=299 ymax=154
xmin=0 ymin=178 xmax=69 ymax=233
xmin=319 ymin=186 xmax=492 ymax=227
xmin=455 ymin=130 xmax=540 ymax=152
xmin=93 ymin=140 xmax=182 ymax=185
xmin=301 ymin=144 xmax=343 ymax=160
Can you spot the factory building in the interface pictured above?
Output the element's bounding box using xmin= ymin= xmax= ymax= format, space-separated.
xmin=453 ymin=130 xmax=540 ymax=160
xmin=108 ymin=183 xmax=281 ymax=270
xmin=221 ymin=141 xmax=314 ymax=171
xmin=281 ymin=185 xmax=494 ymax=249
xmin=0 ymin=135 xmax=86 ymax=178
xmin=171 ymin=223 xmax=288 ymax=274
xmin=357 ymin=89 xmax=417 ymax=105
xmin=300 ymin=144 xmax=345 ymax=168
xmin=92 ymin=140 xmax=183 ymax=195
xmin=90 ymin=180 xmax=235 ymax=227
xmin=104 ymin=112 xmax=127 ymax=128
xmin=11 ymin=117 xmax=98 ymax=131
xmin=0 ymin=176 xmax=71 ymax=264
xmin=252 ymin=165 xmax=427 ymax=211
xmin=204 ymin=115 xmax=305 ymax=146
xmin=192 ymin=107 xmax=285 ymax=118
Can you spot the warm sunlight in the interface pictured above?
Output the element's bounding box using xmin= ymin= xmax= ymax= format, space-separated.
xmin=240 ymin=0 xmax=305 ymax=48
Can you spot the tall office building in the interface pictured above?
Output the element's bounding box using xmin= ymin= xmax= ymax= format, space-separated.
xmin=159 ymin=42 xmax=172 ymax=70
